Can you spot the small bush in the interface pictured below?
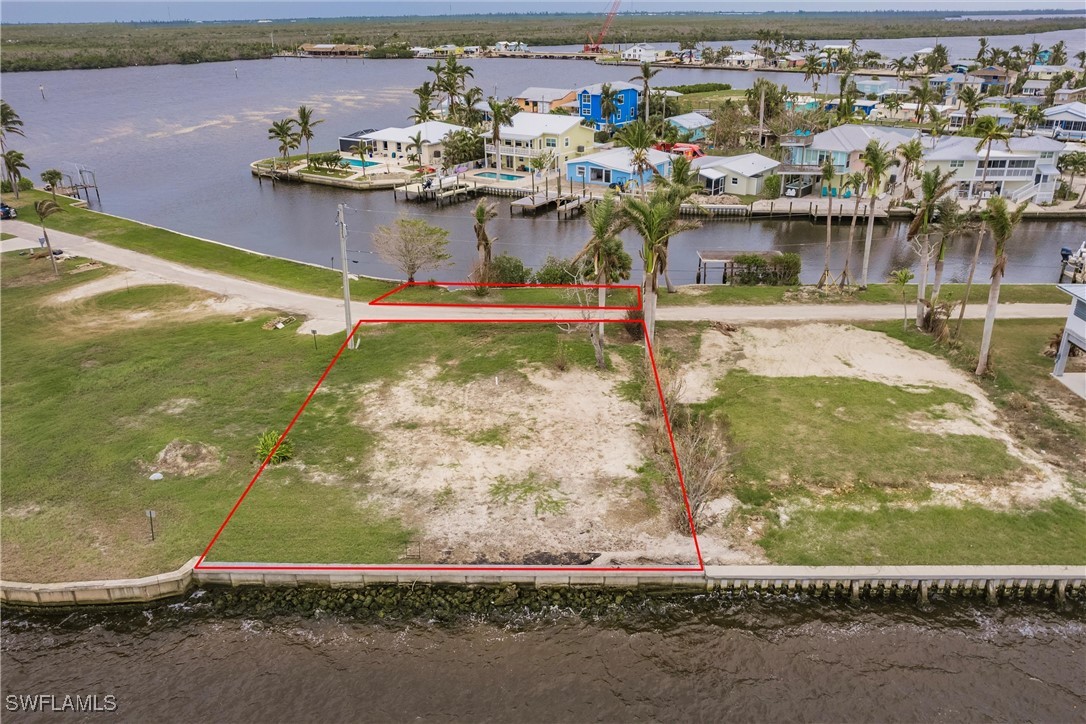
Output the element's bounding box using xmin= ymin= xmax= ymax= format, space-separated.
xmin=489 ymin=252 xmax=532 ymax=284
xmin=1 ymin=178 xmax=34 ymax=193
xmin=762 ymin=173 xmax=782 ymax=199
xmin=624 ymin=309 xmax=645 ymax=340
xmin=533 ymin=255 xmax=580 ymax=285
xmin=658 ymin=82 xmax=732 ymax=94
xmin=731 ymin=252 xmax=801 ymax=286
xmin=594 ymin=130 xmax=611 ymax=143
xmin=256 ymin=429 xmax=294 ymax=464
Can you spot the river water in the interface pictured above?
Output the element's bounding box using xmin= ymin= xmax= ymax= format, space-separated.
xmin=1 ymin=51 xmax=1082 ymax=285
xmin=3 ymin=592 xmax=1085 ymax=722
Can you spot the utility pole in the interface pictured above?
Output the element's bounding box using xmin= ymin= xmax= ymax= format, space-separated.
xmin=757 ymin=82 xmax=766 ymax=148
xmin=337 ymin=204 xmax=356 ymax=350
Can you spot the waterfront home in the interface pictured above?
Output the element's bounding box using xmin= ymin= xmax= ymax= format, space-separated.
xmin=922 ymin=135 xmax=1065 ymax=203
xmin=462 ymin=46 xmax=482 ymax=57
xmin=965 ymin=66 xmax=1013 ymax=94
xmin=722 ymin=52 xmax=766 ymax=69
xmin=361 ymin=121 xmax=466 ymax=166
xmin=1020 ymin=79 xmax=1051 ymax=97
xmin=1055 ymin=86 xmax=1086 ymax=104
xmin=410 ymin=47 xmax=436 ymax=58
xmin=338 ymin=128 xmax=377 ymax=153
xmin=775 ymin=53 xmax=807 ymax=69
xmin=434 ymin=44 xmax=462 ymax=57
xmin=665 ymin=112 xmax=714 ymax=141
xmin=948 ymin=105 xmax=1017 ymax=131
xmin=1052 ymin=284 xmax=1086 ymax=394
xmin=785 ymin=95 xmax=822 ymax=113
xmin=298 ymin=43 xmax=372 ymax=57
xmin=1028 ymin=63 xmax=1077 ymax=80
xmin=855 ymin=78 xmax=893 ymax=98
xmin=779 ymin=124 xmax=918 ymax=194
xmin=926 ymin=72 xmax=968 ymax=104
xmin=825 ymin=99 xmax=879 ymax=118
xmin=514 ymin=87 xmax=574 ymax=114
xmin=691 ymin=153 xmax=780 ymax=196
xmin=571 ymin=81 xmax=640 ymax=131
xmin=494 ymin=41 xmax=529 ymax=53
xmin=622 ymin=43 xmax=663 ymax=63
xmin=1039 ymin=102 xmax=1086 ymax=141
xmin=566 ymin=147 xmax=673 ymax=189
xmin=489 ymin=112 xmax=595 ymax=171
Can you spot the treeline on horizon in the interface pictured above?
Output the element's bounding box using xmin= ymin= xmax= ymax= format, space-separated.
xmin=2 ymin=11 xmax=1084 ymax=73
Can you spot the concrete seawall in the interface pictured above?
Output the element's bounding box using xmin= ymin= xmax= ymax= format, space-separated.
xmin=3 ymin=562 xmax=1083 ymax=607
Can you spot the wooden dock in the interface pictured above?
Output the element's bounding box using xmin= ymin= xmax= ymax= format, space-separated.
xmin=511 ymin=190 xmax=576 ymax=216
xmin=556 ymin=194 xmax=591 ymax=220
xmin=393 ymin=177 xmax=479 ymax=206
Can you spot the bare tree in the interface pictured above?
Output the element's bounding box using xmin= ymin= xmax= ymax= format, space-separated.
xmin=372 ymin=217 xmax=452 ymax=283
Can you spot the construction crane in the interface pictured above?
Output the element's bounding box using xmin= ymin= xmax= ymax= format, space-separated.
xmin=583 ymin=0 xmax=622 ymax=54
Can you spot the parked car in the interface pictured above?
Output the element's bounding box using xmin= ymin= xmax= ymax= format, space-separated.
xmin=0 ymin=203 xmax=16 ymax=220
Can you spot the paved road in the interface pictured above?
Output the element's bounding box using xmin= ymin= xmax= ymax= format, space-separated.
xmin=1 ymin=220 xmax=1070 ymax=333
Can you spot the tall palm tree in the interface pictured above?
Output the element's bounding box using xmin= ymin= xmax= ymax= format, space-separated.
xmin=928 ymin=197 xmax=974 ymax=322
xmin=1076 ymin=50 xmax=1086 ymax=70
xmin=975 ymin=37 xmax=989 ymax=65
xmin=40 ymin=168 xmax=63 ymax=201
xmin=971 ymin=115 xmax=1011 ymax=209
xmin=909 ymin=81 xmax=937 ymax=124
xmin=975 ymin=196 xmax=1027 ymax=375
xmin=295 ymin=105 xmax=323 ymax=168
xmin=957 ymin=85 xmax=981 ymax=127
xmin=347 ymin=142 xmax=369 ymax=178
xmin=859 ymin=140 xmax=895 ymax=288
xmin=2 ymin=149 xmax=29 ymax=199
xmin=928 ymin=107 xmax=949 ymax=140
xmin=0 ymin=100 xmax=25 ymax=155
xmin=840 ymin=171 xmax=865 ymax=288
xmin=817 ymin=155 xmax=837 ymax=288
xmin=906 ymin=167 xmax=957 ymax=328
xmin=1049 ymin=41 xmax=1067 ymax=67
xmin=406 ymin=131 xmax=425 ymax=166
xmin=656 ymin=156 xmax=702 ymax=293
xmin=803 ymin=52 xmax=823 ymax=96
xmin=471 ymin=198 xmax=498 ymax=279
xmin=1027 ymin=42 xmax=1042 ymax=65
xmin=630 ymin=62 xmax=660 ymax=123
xmin=575 ymin=190 xmax=632 ymax=351
xmin=890 ymin=56 xmax=911 ymax=90
xmin=897 ymin=137 xmax=923 ymax=198
xmin=598 ymin=83 xmax=619 ymax=135
xmin=486 ymin=97 xmax=516 ymax=170
xmin=267 ymin=118 xmax=299 ymax=172
xmin=614 ymin=120 xmax=656 ymax=198
xmin=410 ymin=99 xmax=437 ymax=124
xmin=34 ymin=199 xmax=63 ymax=276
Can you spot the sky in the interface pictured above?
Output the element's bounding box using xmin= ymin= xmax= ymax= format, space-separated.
xmin=3 ymin=1 xmax=1085 ymax=24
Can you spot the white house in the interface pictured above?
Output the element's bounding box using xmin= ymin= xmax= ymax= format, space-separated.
xmin=488 ymin=112 xmax=595 ymax=171
xmin=722 ymin=52 xmax=765 ymax=68
xmin=922 ymin=135 xmax=1065 ymax=204
xmin=948 ymin=105 xmax=1015 ymax=131
xmin=691 ymin=153 xmax=780 ymax=196
xmin=410 ymin=47 xmax=435 ymax=58
xmin=1052 ymin=284 xmax=1086 ymax=399
xmin=622 ymin=43 xmax=662 ymax=63
xmin=1028 ymin=64 xmax=1078 ymax=80
xmin=361 ymin=121 xmax=466 ymax=166
xmin=494 ymin=41 xmax=529 ymax=53
xmin=1055 ymin=86 xmax=1086 ymax=104
xmin=1039 ymin=102 xmax=1086 ymax=141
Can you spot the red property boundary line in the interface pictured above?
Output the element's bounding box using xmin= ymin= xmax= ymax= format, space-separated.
xmin=369 ymin=281 xmax=643 ymax=311
xmin=196 ymin=316 xmax=704 ymax=574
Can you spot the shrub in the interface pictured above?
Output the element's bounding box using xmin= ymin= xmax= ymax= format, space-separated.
xmin=762 ymin=173 xmax=782 ymax=199
xmin=657 ymin=83 xmax=732 ymax=94
xmin=256 ymin=429 xmax=294 ymax=464
xmin=624 ymin=309 xmax=644 ymax=340
xmin=594 ymin=130 xmax=611 ymax=143
xmin=533 ymin=255 xmax=580 ymax=285
xmin=731 ymin=252 xmax=801 ymax=286
xmin=489 ymin=252 xmax=532 ymax=284
xmin=1 ymin=178 xmax=34 ymax=193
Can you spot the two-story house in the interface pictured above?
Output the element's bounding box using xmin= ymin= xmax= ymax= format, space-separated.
xmin=487 ymin=112 xmax=595 ymax=172
xmin=621 ymin=44 xmax=662 ymax=63
xmin=923 ymin=135 xmax=1065 ymax=204
xmin=778 ymin=124 xmax=918 ymax=196
xmin=926 ymin=72 xmax=968 ymax=104
xmin=1040 ymin=102 xmax=1086 ymax=141
xmin=513 ymin=87 xmax=573 ymax=114
xmin=965 ymin=66 xmax=1013 ymax=94
xmin=569 ymin=81 xmax=641 ymax=131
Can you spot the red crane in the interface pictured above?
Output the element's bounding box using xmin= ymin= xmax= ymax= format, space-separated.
xmin=583 ymin=0 xmax=622 ymax=54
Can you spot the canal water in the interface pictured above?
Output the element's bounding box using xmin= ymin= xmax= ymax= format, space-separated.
xmin=1 ymin=54 xmax=1082 ymax=285
xmin=2 ymin=593 xmax=1084 ymax=722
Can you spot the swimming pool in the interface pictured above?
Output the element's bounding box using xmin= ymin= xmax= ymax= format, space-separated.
xmin=476 ymin=171 xmax=525 ymax=181
xmin=344 ymin=158 xmax=380 ymax=168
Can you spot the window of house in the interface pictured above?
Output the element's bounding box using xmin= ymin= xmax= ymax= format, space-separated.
xmin=731 ymin=177 xmax=738 ymax=185
xmin=564 ymin=138 xmax=570 ymax=147
xmin=615 ymin=96 xmax=624 ymax=105
xmin=546 ymin=137 xmax=557 ymax=147
xmin=576 ymin=166 xmax=585 ymax=177
xmin=950 ymin=160 xmax=965 ymax=168
xmin=433 ymin=150 xmax=441 ymax=158
xmin=1040 ymin=152 xmax=1055 ymax=159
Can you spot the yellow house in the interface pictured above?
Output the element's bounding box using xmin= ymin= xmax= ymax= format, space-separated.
xmin=486 ymin=112 xmax=595 ymax=171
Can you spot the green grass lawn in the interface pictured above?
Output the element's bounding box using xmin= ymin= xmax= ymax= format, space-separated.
xmin=0 ymin=232 xmax=15 ymax=241
xmin=657 ymin=283 xmax=1068 ymax=307
xmin=379 ymin=283 xmax=639 ymax=308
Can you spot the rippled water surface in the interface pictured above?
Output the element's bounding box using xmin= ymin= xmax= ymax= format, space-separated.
xmin=3 ymin=593 xmax=1084 ymax=722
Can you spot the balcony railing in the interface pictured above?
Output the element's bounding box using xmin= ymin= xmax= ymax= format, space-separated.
xmin=973 ymin=167 xmax=1034 ymax=179
xmin=781 ymin=132 xmax=814 ymax=146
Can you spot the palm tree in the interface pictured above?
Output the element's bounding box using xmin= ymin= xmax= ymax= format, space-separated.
xmin=347 ymin=142 xmax=369 ymax=178
xmin=906 ymin=167 xmax=957 ymax=328
xmin=599 ymin=83 xmax=619 ymax=135
xmin=3 ymin=149 xmax=29 ymax=199
xmin=803 ymin=52 xmax=823 ymax=96
xmin=34 ymin=199 xmax=63 ymax=276
xmin=859 ymin=140 xmax=895 ymax=288
xmin=295 ymin=105 xmax=323 ymax=168
xmin=928 ymin=108 xmax=948 ymax=140
xmin=1027 ymin=42 xmax=1042 ymax=66
xmin=891 ymin=56 xmax=911 ymax=90
xmin=614 ymin=120 xmax=656 ymax=198
xmin=909 ymin=81 xmax=937 ymax=124
xmin=471 ymin=198 xmax=498 ymax=279
xmin=971 ymin=115 xmax=1011 ymax=209
xmin=897 ymin=137 xmax=923 ymax=198
xmin=486 ymin=97 xmax=517 ymax=170
xmin=975 ymin=196 xmax=1027 ymax=375
xmin=928 ymin=197 xmax=974 ymax=322
xmin=40 ymin=168 xmax=63 ymax=201
xmin=0 ymin=100 xmax=25 ymax=155
xmin=975 ymin=37 xmax=989 ymax=65
xmin=883 ymin=93 xmax=903 ymax=118
xmin=840 ymin=171 xmax=865 ymax=288
xmin=630 ymin=62 xmax=660 ymax=123
xmin=1076 ymin=50 xmax=1086 ymax=70
xmin=889 ymin=268 xmax=915 ymax=332
xmin=957 ymin=85 xmax=981 ymax=127
xmin=267 ymin=118 xmax=299 ymax=172
xmin=817 ymin=155 xmax=836 ymax=288
xmin=406 ymin=131 xmax=424 ymax=166
xmin=410 ymin=99 xmax=437 ymax=124
xmin=575 ymin=190 xmax=632 ymax=354
xmin=1049 ymin=41 xmax=1067 ymax=67
xmin=1058 ymin=151 xmax=1086 ymax=204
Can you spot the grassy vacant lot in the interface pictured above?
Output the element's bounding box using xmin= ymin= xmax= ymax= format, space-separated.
xmin=378 ymin=283 xmax=639 ymax=309
xmin=657 ymin=283 xmax=1069 ymax=307
xmin=3 ymin=12 xmax=1083 ymax=72
xmin=0 ymin=252 xmax=629 ymax=578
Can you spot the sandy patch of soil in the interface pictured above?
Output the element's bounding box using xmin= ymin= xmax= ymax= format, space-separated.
xmin=145 ymin=439 xmax=221 ymax=478
xmin=3 ymin=503 xmax=43 ymax=520
xmin=354 ymin=363 xmax=702 ymax=565
xmin=51 ymin=271 xmax=163 ymax=302
xmin=152 ymin=398 xmax=200 ymax=415
xmin=680 ymin=322 xmax=1073 ymax=507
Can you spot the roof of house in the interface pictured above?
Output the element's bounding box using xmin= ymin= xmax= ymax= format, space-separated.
xmin=1058 ymin=284 xmax=1086 ymax=304
xmin=499 ymin=112 xmax=585 ymax=140
xmin=566 ymin=147 xmax=673 ymax=172
xmin=1022 ymin=79 xmax=1050 ymax=90
xmin=516 ymin=87 xmax=573 ymax=103
xmin=724 ymin=52 xmax=764 ymax=61
xmin=666 ymin=111 xmax=714 ymax=130
xmin=575 ymin=81 xmax=640 ymax=96
xmin=923 ymin=134 xmax=1065 ymax=161
xmin=969 ymin=66 xmax=1010 ymax=78
xmin=1029 ymin=64 xmax=1077 ymax=74
xmin=1043 ymin=101 xmax=1086 ymax=120
xmin=692 ymin=152 xmax=780 ymax=177
xmin=806 ymin=124 xmax=918 ymax=153
xmin=362 ymin=121 xmax=466 ymax=145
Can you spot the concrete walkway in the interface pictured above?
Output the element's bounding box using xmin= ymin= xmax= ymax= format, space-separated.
xmin=1 ymin=220 xmax=1069 ymax=333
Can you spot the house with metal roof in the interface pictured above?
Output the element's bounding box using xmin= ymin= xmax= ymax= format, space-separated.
xmin=1039 ymin=102 xmax=1086 ymax=141
xmin=922 ymin=135 xmax=1065 ymax=204
xmin=514 ymin=87 xmax=574 ymax=114
xmin=565 ymin=147 xmax=673 ymax=190
xmin=489 ymin=112 xmax=595 ymax=171
xmin=569 ymin=81 xmax=641 ymax=131
xmin=621 ymin=43 xmax=663 ymax=63
xmin=691 ymin=152 xmax=780 ymax=196
xmin=1052 ymin=284 xmax=1086 ymax=400
xmin=721 ymin=52 xmax=766 ymax=69
xmin=665 ymin=112 xmax=714 ymax=141
xmin=948 ymin=105 xmax=1017 ymax=131
xmin=361 ymin=121 xmax=467 ymax=166
xmin=779 ymin=124 xmax=918 ymax=194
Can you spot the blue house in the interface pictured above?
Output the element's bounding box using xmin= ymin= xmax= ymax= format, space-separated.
xmin=574 ymin=81 xmax=640 ymax=131
xmin=566 ymin=147 xmax=673 ymax=190
xmin=665 ymin=112 xmax=713 ymax=141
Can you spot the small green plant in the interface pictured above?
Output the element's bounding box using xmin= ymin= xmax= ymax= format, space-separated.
xmin=256 ymin=429 xmax=293 ymax=464
xmin=888 ymin=268 xmax=916 ymax=331
xmin=624 ymin=309 xmax=645 ymax=340
xmin=434 ymin=484 xmax=456 ymax=508
xmin=468 ymin=425 xmax=509 ymax=447
xmin=554 ymin=338 xmax=570 ymax=371
xmin=489 ymin=252 xmax=533 ymax=284
xmin=489 ymin=472 xmax=568 ymax=517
